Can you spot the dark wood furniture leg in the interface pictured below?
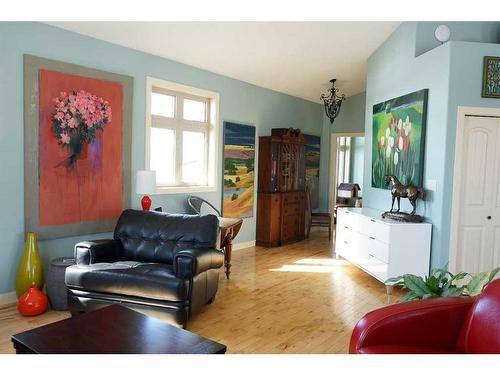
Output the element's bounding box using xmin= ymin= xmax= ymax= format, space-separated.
xmin=224 ymin=241 xmax=233 ymax=279
xmin=218 ymin=218 xmax=243 ymax=280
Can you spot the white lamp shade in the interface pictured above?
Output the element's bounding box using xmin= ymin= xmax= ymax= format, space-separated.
xmin=136 ymin=170 xmax=156 ymax=195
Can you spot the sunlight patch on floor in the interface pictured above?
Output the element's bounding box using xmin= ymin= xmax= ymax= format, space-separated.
xmin=269 ymin=258 xmax=349 ymax=273
xmin=293 ymin=258 xmax=348 ymax=266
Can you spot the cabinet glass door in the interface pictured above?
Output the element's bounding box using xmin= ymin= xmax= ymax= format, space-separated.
xmin=270 ymin=141 xmax=279 ymax=192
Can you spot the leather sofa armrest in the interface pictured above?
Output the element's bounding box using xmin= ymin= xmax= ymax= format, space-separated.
xmin=174 ymin=248 xmax=224 ymax=280
xmin=74 ymin=239 xmax=121 ymax=265
xmin=349 ymin=296 xmax=475 ymax=354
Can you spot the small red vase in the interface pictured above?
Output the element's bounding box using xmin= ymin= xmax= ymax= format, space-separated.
xmin=18 ymin=286 xmax=48 ymax=316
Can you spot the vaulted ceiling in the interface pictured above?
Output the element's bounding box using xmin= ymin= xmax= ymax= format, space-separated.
xmin=48 ymin=22 xmax=400 ymax=103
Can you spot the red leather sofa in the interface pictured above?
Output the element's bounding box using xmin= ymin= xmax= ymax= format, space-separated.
xmin=349 ymin=279 xmax=500 ymax=354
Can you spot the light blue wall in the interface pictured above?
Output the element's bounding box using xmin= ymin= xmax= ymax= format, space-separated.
xmin=415 ymin=22 xmax=500 ymax=56
xmin=440 ymin=41 xmax=500 ymax=266
xmin=363 ymin=22 xmax=500 ymax=270
xmin=330 ymin=92 xmax=366 ymax=134
xmin=363 ymin=22 xmax=451 ymax=269
xmin=0 ymin=22 xmax=324 ymax=294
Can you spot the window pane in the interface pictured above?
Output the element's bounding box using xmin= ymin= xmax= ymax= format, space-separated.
xmin=182 ymin=131 xmax=205 ymax=184
xmin=151 ymin=92 xmax=175 ymax=118
xmin=183 ymin=98 xmax=206 ymax=122
xmin=150 ymin=128 xmax=175 ymax=185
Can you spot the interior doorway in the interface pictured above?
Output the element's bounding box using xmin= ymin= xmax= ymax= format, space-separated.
xmin=329 ymin=132 xmax=365 ymax=214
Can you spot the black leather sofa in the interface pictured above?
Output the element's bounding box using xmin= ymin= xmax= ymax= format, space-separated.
xmin=65 ymin=209 xmax=224 ymax=327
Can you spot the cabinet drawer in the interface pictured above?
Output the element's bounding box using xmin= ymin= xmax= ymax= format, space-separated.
xmin=283 ymin=202 xmax=300 ymax=216
xmin=283 ymin=193 xmax=301 ymax=204
xmin=357 ymin=244 xmax=388 ymax=281
xmin=362 ymin=256 xmax=388 ymax=283
xmin=361 ymin=234 xmax=389 ymax=263
xmin=336 ymin=227 xmax=363 ymax=260
xmin=337 ymin=209 xmax=361 ymax=231
xmin=359 ymin=216 xmax=390 ymax=244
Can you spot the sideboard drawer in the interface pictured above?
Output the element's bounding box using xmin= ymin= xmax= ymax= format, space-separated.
xmin=360 ymin=216 xmax=390 ymax=244
xmin=362 ymin=234 xmax=389 ymax=263
xmin=363 ymin=255 xmax=388 ymax=282
xmin=338 ymin=209 xmax=361 ymax=231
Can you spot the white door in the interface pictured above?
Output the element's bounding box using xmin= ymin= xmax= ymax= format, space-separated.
xmin=456 ymin=116 xmax=500 ymax=274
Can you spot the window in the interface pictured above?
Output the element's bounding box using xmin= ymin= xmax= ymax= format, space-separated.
xmin=146 ymin=77 xmax=219 ymax=193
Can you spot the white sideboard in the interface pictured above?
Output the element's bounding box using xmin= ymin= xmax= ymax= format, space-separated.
xmin=335 ymin=207 xmax=432 ymax=287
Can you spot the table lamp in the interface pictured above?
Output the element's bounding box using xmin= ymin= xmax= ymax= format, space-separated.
xmin=136 ymin=170 xmax=156 ymax=211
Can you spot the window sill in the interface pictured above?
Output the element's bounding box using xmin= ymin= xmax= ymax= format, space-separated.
xmin=154 ymin=185 xmax=217 ymax=195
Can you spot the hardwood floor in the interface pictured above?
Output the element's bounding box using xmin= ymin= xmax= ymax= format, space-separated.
xmin=0 ymin=229 xmax=401 ymax=354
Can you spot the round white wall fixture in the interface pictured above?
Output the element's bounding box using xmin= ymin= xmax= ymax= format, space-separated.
xmin=435 ymin=25 xmax=451 ymax=43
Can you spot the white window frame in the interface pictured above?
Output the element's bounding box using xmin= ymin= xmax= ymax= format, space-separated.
xmin=145 ymin=77 xmax=219 ymax=194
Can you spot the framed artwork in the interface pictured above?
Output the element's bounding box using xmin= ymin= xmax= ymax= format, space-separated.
xmin=303 ymin=134 xmax=321 ymax=209
xmin=222 ymin=121 xmax=256 ymax=218
xmin=482 ymin=56 xmax=500 ymax=98
xmin=24 ymin=55 xmax=133 ymax=240
xmin=372 ymin=89 xmax=428 ymax=189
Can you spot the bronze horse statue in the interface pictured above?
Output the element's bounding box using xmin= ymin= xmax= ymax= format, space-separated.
xmin=385 ymin=175 xmax=425 ymax=215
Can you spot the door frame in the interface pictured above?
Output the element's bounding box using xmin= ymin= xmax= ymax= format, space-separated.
xmin=328 ymin=132 xmax=365 ymax=213
xmin=449 ymin=106 xmax=500 ymax=273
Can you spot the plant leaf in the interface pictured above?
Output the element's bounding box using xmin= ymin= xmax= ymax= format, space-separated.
xmin=399 ymin=291 xmax=418 ymax=302
xmin=426 ymin=276 xmax=439 ymax=293
xmin=385 ymin=276 xmax=404 ymax=286
xmin=487 ymin=267 xmax=500 ymax=283
xmin=403 ymin=274 xmax=431 ymax=297
xmin=441 ymin=286 xmax=465 ymax=297
xmin=467 ymin=272 xmax=491 ymax=296
xmin=444 ymin=272 xmax=469 ymax=289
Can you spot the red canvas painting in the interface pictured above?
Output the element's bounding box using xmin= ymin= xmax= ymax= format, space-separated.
xmin=38 ymin=69 xmax=123 ymax=226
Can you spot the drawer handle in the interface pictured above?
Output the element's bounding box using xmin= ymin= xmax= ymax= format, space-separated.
xmin=369 ymin=236 xmax=375 ymax=240
xmin=370 ymin=219 xmax=376 ymax=223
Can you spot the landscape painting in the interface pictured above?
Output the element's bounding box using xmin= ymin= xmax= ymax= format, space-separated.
xmin=24 ymin=55 xmax=132 ymax=239
xmin=303 ymin=134 xmax=321 ymax=209
xmin=372 ymin=89 xmax=428 ymax=189
xmin=222 ymin=122 xmax=255 ymax=218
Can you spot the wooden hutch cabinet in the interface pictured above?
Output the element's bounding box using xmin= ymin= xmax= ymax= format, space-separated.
xmin=256 ymin=128 xmax=306 ymax=247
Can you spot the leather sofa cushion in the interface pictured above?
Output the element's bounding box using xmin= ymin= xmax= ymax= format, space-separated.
xmin=114 ymin=210 xmax=219 ymax=264
xmin=65 ymin=262 xmax=189 ymax=301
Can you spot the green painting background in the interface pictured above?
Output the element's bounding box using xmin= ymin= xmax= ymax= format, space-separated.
xmin=372 ymin=89 xmax=428 ymax=189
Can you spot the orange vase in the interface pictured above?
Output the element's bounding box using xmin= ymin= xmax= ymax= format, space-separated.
xmin=18 ymin=286 xmax=48 ymax=316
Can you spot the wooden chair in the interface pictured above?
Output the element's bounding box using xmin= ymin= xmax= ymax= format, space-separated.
xmin=305 ymin=185 xmax=332 ymax=240
xmin=187 ymin=196 xmax=221 ymax=216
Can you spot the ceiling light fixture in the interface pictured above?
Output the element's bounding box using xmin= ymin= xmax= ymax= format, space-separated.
xmin=321 ymin=79 xmax=345 ymax=124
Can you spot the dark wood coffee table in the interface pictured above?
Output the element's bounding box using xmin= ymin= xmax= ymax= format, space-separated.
xmin=11 ymin=305 xmax=226 ymax=354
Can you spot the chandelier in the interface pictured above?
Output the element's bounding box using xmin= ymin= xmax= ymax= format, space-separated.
xmin=320 ymin=79 xmax=345 ymax=124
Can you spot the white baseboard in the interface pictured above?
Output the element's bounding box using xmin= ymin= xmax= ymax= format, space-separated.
xmin=0 ymin=291 xmax=16 ymax=306
xmin=232 ymin=240 xmax=256 ymax=251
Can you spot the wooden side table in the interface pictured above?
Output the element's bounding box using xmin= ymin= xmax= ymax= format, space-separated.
xmin=218 ymin=217 xmax=243 ymax=279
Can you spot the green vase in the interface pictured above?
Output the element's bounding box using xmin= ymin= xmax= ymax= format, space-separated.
xmin=15 ymin=232 xmax=44 ymax=298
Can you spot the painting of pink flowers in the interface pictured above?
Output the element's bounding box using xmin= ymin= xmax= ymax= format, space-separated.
xmin=372 ymin=89 xmax=428 ymax=189
xmin=52 ymin=90 xmax=112 ymax=168
xmin=38 ymin=69 xmax=123 ymax=226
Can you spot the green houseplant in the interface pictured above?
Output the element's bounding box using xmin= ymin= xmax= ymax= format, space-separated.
xmin=385 ymin=267 xmax=500 ymax=302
